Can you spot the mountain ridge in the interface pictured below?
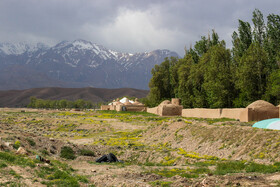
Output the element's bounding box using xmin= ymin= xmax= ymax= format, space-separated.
xmin=0 ymin=87 xmax=149 ymax=107
xmin=0 ymin=39 xmax=179 ymax=90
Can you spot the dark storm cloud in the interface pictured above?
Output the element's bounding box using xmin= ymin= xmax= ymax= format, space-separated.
xmin=0 ymin=0 xmax=279 ymax=55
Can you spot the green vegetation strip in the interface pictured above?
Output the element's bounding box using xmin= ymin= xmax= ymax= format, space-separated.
xmin=215 ymin=161 xmax=280 ymax=175
xmin=146 ymin=160 xmax=280 ymax=180
xmin=0 ymin=151 xmax=88 ymax=186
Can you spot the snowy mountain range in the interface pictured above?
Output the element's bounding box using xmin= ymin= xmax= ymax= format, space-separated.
xmin=0 ymin=39 xmax=179 ymax=90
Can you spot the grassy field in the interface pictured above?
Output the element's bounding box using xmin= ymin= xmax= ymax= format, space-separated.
xmin=0 ymin=108 xmax=280 ymax=186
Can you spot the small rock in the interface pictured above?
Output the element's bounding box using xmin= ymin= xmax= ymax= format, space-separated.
xmin=16 ymin=147 xmax=28 ymax=155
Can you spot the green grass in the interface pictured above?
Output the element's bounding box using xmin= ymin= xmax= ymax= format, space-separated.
xmin=36 ymin=159 xmax=89 ymax=186
xmin=38 ymin=165 xmax=88 ymax=186
xmin=177 ymin=148 xmax=219 ymax=160
xmin=79 ymin=149 xmax=95 ymax=157
xmin=60 ymin=146 xmax=76 ymax=160
xmin=9 ymin=169 xmax=22 ymax=179
xmin=0 ymin=181 xmax=23 ymax=186
xmin=0 ymin=151 xmax=36 ymax=168
xmin=0 ymin=161 xmax=8 ymax=168
xmin=192 ymin=160 xmax=217 ymax=167
xmin=214 ymin=161 xmax=280 ymax=175
xmin=26 ymin=138 xmax=36 ymax=146
xmin=149 ymin=180 xmax=173 ymax=187
xmin=245 ymin=162 xmax=280 ymax=173
xmin=0 ymin=150 xmax=89 ymax=186
xmin=148 ymin=167 xmax=210 ymax=179
xmin=185 ymin=117 xmax=236 ymax=124
xmin=93 ymin=130 xmax=145 ymax=148
xmin=40 ymin=149 xmax=49 ymax=156
xmin=98 ymin=110 xmax=157 ymax=116
xmin=214 ymin=161 xmax=246 ymax=175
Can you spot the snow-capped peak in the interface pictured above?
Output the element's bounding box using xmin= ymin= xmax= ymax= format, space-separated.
xmin=0 ymin=42 xmax=49 ymax=55
xmin=72 ymin=39 xmax=95 ymax=50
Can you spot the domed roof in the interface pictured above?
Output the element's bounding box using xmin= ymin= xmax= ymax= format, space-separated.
xmin=246 ymin=100 xmax=276 ymax=109
xmin=160 ymin=100 xmax=171 ymax=106
xmin=133 ymin=98 xmax=144 ymax=106
xmin=123 ymin=98 xmax=132 ymax=105
xmin=115 ymin=101 xmax=123 ymax=105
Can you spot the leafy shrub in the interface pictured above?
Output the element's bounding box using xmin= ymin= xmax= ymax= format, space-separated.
xmin=40 ymin=149 xmax=49 ymax=156
xmin=13 ymin=140 xmax=21 ymax=149
xmin=26 ymin=138 xmax=36 ymax=146
xmin=60 ymin=146 xmax=76 ymax=160
xmin=80 ymin=149 xmax=95 ymax=157
xmin=0 ymin=161 xmax=7 ymax=168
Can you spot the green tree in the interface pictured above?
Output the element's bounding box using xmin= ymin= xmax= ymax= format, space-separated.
xmin=74 ymin=99 xmax=86 ymax=109
xmin=238 ymin=20 xmax=252 ymax=53
xmin=66 ymin=101 xmax=74 ymax=109
xmin=27 ymin=97 xmax=37 ymax=108
xmin=35 ymin=99 xmax=45 ymax=108
xmin=177 ymin=53 xmax=195 ymax=108
xmin=252 ymin=9 xmax=266 ymax=45
xmin=194 ymin=36 xmax=208 ymax=56
xmin=194 ymin=30 xmax=222 ymax=57
xmin=59 ymin=99 xmax=68 ymax=109
xmin=188 ymin=62 xmax=207 ymax=108
xmin=148 ymin=57 xmax=174 ymax=106
xmin=235 ymin=42 xmax=269 ymax=107
xmin=169 ymin=56 xmax=180 ymax=97
xmin=84 ymin=101 xmax=93 ymax=109
xmin=265 ymin=13 xmax=280 ymax=70
xmin=265 ymin=69 xmax=280 ymax=105
xmin=202 ymin=45 xmax=233 ymax=108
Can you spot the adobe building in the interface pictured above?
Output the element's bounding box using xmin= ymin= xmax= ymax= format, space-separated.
xmin=147 ymin=98 xmax=183 ymax=116
xmin=239 ymin=100 xmax=279 ymax=122
xmin=102 ymin=97 xmax=279 ymax=122
xmin=101 ymin=97 xmax=146 ymax=112
xmin=116 ymin=98 xmax=146 ymax=112
xmin=100 ymin=105 xmax=110 ymax=110
xmin=148 ymin=99 xmax=279 ymax=122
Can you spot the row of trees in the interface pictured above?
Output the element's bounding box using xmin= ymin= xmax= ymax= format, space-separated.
xmin=146 ymin=9 xmax=280 ymax=108
xmin=27 ymin=97 xmax=96 ymax=109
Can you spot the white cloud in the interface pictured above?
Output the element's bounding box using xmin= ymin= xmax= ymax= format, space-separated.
xmin=0 ymin=0 xmax=280 ymax=56
xmin=81 ymin=8 xmax=188 ymax=55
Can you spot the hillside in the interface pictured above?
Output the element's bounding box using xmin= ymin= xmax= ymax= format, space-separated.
xmin=0 ymin=87 xmax=149 ymax=107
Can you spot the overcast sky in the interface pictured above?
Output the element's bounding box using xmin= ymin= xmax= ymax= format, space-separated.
xmin=0 ymin=0 xmax=280 ymax=56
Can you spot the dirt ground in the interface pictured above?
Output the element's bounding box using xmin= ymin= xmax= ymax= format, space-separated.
xmin=0 ymin=108 xmax=280 ymax=186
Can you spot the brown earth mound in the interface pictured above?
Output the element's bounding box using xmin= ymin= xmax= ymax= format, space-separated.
xmin=0 ymin=87 xmax=148 ymax=107
xmin=246 ymin=100 xmax=277 ymax=110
